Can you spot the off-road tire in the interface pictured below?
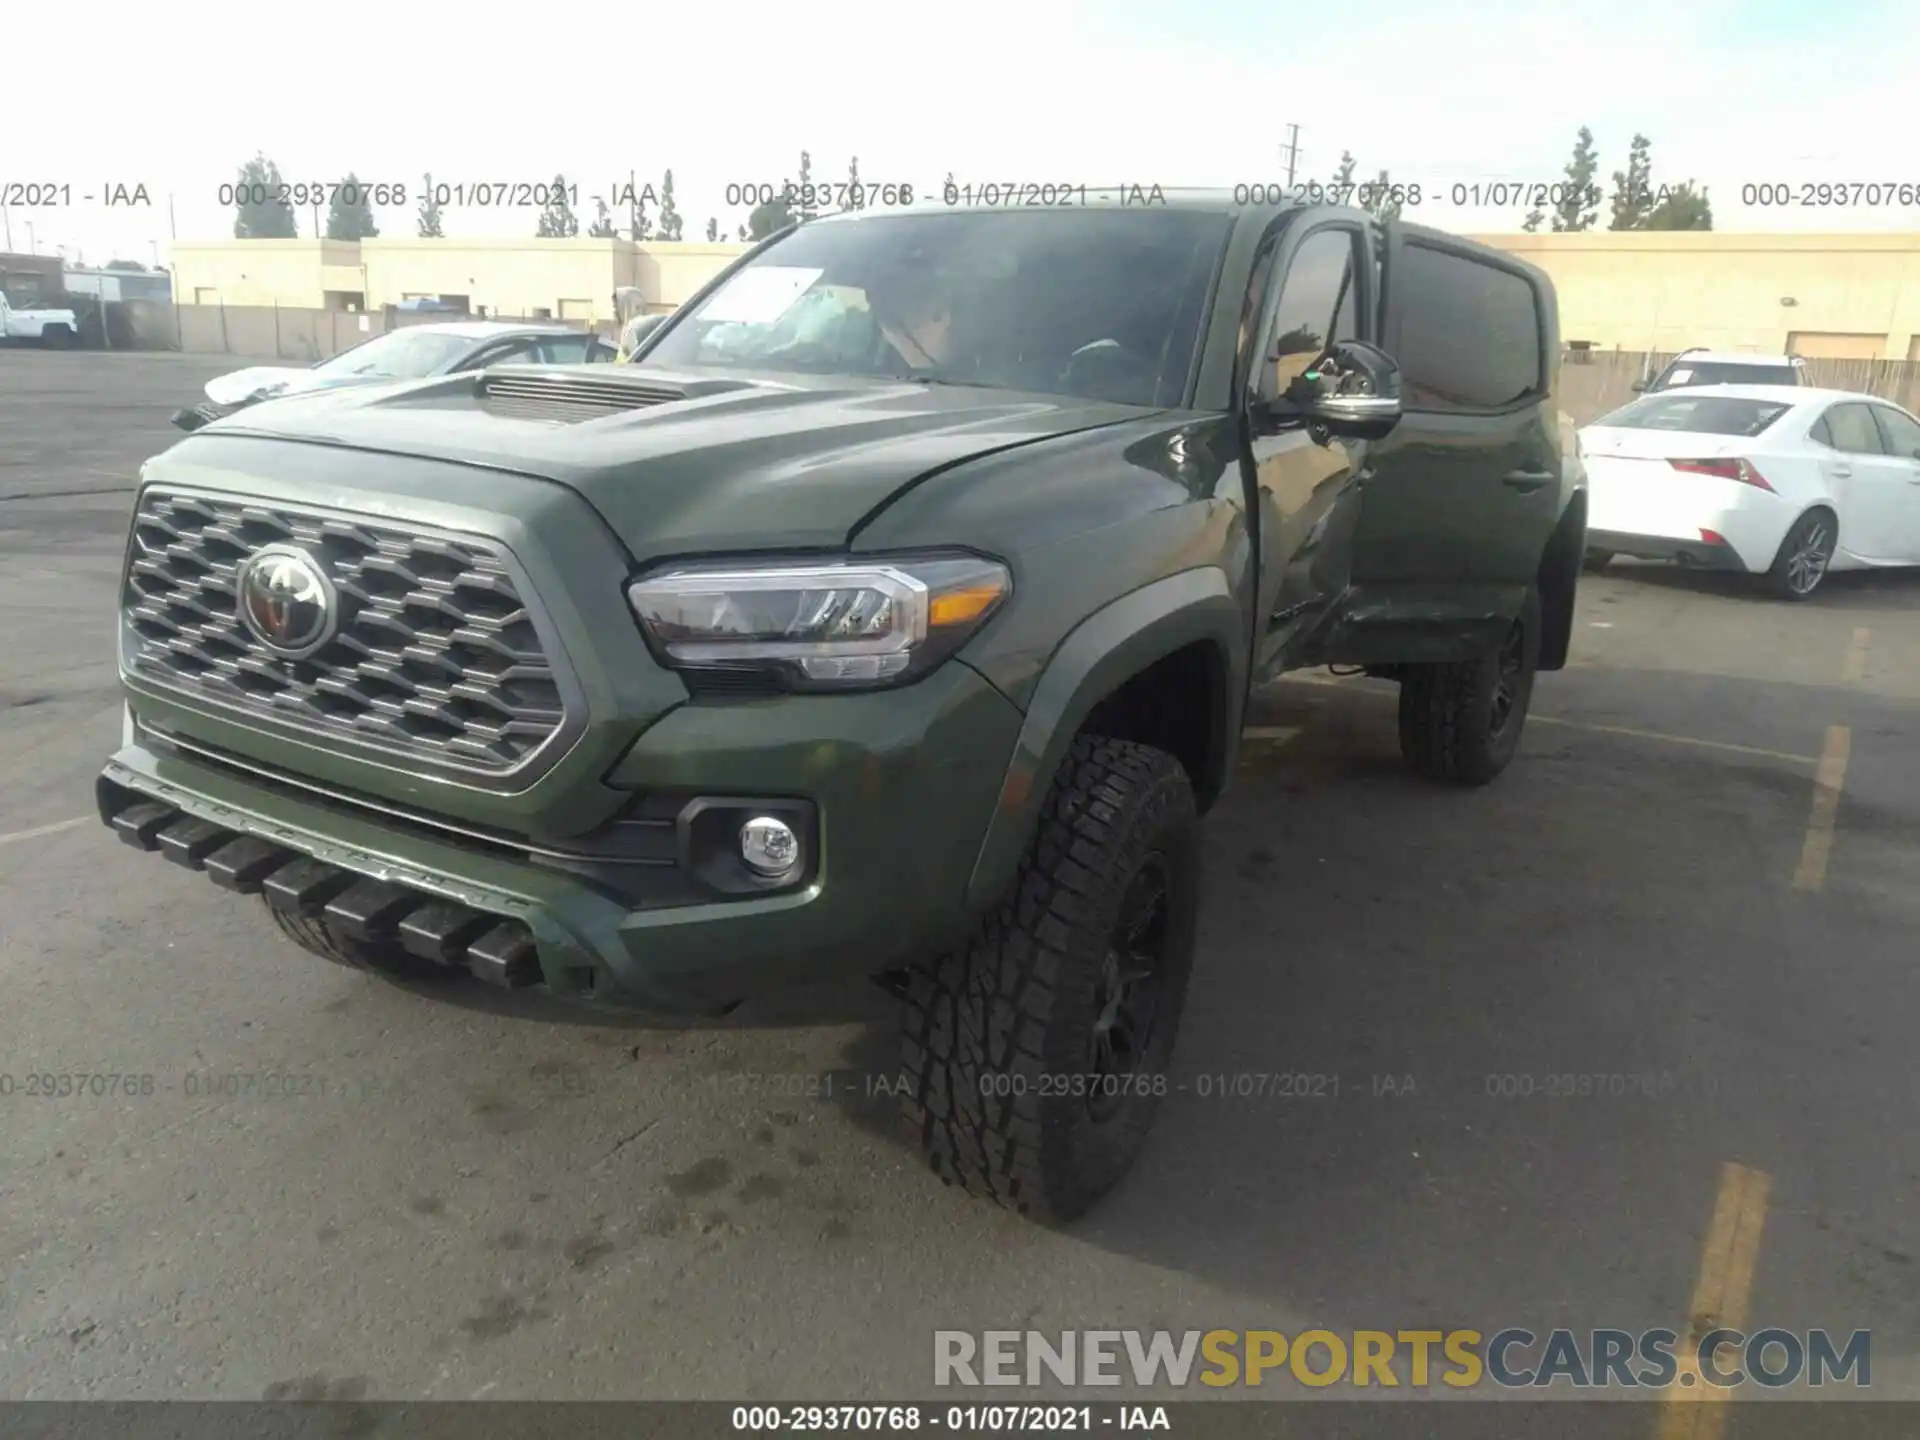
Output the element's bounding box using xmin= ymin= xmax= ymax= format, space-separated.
xmin=899 ymin=734 xmax=1201 ymax=1223
xmin=40 ymin=325 xmax=75 ymax=350
xmin=263 ymin=899 xmax=439 ymax=978
xmin=1762 ymin=508 xmax=1836 ymax=601
xmin=1583 ymin=548 xmax=1614 ymax=571
xmin=1398 ymin=587 xmax=1541 ymax=786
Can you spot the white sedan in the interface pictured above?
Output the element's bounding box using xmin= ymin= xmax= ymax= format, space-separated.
xmin=1581 ymin=384 xmax=1920 ymax=599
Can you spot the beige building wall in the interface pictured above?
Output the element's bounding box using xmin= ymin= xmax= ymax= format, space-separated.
xmin=170 ymin=239 xmax=364 ymax=309
xmin=1474 ymin=232 xmax=1920 ymax=360
xmin=167 ymin=237 xmax=751 ymax=321
xmin=636 ymin=242 xmax=750 ymax=311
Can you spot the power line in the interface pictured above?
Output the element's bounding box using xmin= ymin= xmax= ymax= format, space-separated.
xmin=1280 ymin=124 xmax=1302 ymax=187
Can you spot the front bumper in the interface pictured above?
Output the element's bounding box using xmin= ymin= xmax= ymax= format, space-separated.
xmin=102 ymin=659 xmax=1024 ymax=1014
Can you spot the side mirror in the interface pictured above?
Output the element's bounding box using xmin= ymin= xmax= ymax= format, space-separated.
xmin=1255 ymin=339 xmax=1403 ymax=441
xmin=1630 ymin=378 xmax=1649 ymax=392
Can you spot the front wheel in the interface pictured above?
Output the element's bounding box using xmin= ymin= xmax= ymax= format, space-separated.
xmin=1763 ymin=509 xmax=1835 ymax=600
xmin=898 ymin=734 xmax=1200 ymax=1223
xmin=1397 ymin=588 xmax=1541 ymax=786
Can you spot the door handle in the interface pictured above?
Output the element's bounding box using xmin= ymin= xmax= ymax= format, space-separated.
xmin=1828 ymin=464 xmax=1852 ymax=478
xmin=1502 ymin=468 xmax=1554 ymax=492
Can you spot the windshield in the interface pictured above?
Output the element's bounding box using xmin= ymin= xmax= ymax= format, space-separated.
xmin=312 ymin=328 xmax=477 ymax=380
xmin=1655 ymin=361 xmax=1796 ymax=389
xmin=1598 ymin=393 xmax=1793 ymax=436
xmin=642 ymin=209 xmax=1231 ymax=407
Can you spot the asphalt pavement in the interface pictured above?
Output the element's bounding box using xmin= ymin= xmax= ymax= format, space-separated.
xmin=1 ymin=350 xmax=1917 ymax=1409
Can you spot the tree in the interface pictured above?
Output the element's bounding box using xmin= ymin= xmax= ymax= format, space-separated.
xmin=232 ymin=153 xmax=297 ymax=238
xmin=1331 ymin=150 xmax=1357 ymax=200
xmin=1645 ymin=181 xmax=1712 ymax=231
xmin=1363 ymin=168 xmax=1402 ymax=223
xmin=1521 ymin=207 xmax=1546 ymax=233
xmin=104 ymin=259 xmax=147 ymax=272
xmin=658 ymin=170 xmax=683 ymax=240
xmin=417 ymin=172 xmax=444 ymax=237
xmin=1608 ymin=133 xmax=1653 ymax=231
xmin=844 ymin=155 xmax=863 ymax=211
xmin=535 ymin=174 xmax=579 ymax=237
xmin=587 ymin=198 xmax=620 ymax=238
xmin=1550 ymin=127 xmax=1600 ymax=232
xmin=627 ymin=177 xmax=651 ymax=241
xmin=746 ymin=195 xmax=795 ymax=240
xmin=793 ymin=150 xmax=819 ymax=222
xmin=706 ymin=217 xmax=720 ymax=242
xmin=325 ymin=173 xmax=379 ymax=241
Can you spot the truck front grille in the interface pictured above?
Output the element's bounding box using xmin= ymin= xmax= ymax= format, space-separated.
xmin=122 ymin=488 xmax=572 ymax=777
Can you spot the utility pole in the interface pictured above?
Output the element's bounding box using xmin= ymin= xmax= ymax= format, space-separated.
xmin=1280 ymin=124 xmax=1302 ymax=187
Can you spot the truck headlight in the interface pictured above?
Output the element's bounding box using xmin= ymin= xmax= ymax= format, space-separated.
xmin=627 ymin=555 xmax=1010 ymax=690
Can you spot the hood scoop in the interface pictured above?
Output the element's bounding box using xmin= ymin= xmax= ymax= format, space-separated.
xmin=478 ymin=368 xmax=696 ymax=423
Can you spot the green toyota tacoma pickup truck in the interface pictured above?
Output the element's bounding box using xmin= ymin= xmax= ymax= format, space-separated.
xmin=100 ymin=193 xmax=1587 ymax=1221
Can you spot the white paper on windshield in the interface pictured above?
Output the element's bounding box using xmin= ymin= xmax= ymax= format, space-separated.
xmin=1667 ymin=367 xmax=1692 ymax=383
xmin=358 ymin=314 xmax=370 ymax=332
xmin=699 ymin=266 xmax=823 ymax=324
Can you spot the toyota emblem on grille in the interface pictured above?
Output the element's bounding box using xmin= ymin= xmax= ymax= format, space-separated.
xmin=235 ymin=544 xmax=338 ymax=658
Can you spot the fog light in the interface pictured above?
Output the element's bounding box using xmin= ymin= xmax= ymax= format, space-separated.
xmin=739 ymin=815 xmax=799 ymax=877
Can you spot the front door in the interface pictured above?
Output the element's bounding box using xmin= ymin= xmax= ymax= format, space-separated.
xmin=1819 ymin=401 xmax=1906 ymax=562
xmin=1867 ymin=404 xmax=1920 ymax=561
xmin=1243 ymin=211 xmax=1378 ymax=678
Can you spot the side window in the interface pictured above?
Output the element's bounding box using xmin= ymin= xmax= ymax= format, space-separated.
xmin=539 ymin=335 xmax=595 ymax=364
xmin=1824 ymin=403 xmax=1885 ymax=455
xmin=1870 ymin=405 xmax=1920 ymax=460
xmin=1809 ymin=414 xmax=1833 ymax=446
xmin=1261 ymin=227 xmax=1361 ymax=392
xmin=1394 ymin=243 xmax=1542 ymax=411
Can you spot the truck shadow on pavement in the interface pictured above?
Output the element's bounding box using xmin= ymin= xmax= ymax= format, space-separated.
xmin=804 ymin=670 xmax=1920 ymax=1338
xmin=1599 ymin=557 xmax=1920 ymax=607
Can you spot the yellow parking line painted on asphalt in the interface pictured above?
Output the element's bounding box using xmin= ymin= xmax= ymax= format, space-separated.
xmin=1791 ymin=725 xmax=1852 ymax=891
xmin=0 ymin=815 xmax=91 ymax=846
xmin=1656 ymin=1162 xmax=1772 ymax=1440
xmin=1841 ymin=627 xmax=1870 ymax=684
xmin=1527 ymin=716 xmax=1817 ymax=767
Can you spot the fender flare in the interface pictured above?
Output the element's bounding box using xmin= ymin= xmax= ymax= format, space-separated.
xmin=963 ymin=566 xmax=1247 ymax=909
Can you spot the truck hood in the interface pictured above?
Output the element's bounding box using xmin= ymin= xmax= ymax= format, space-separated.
xmin=195 ymin=365 xmax=1157 ymax=553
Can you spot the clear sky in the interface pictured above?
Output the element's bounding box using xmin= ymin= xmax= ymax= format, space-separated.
xmin=1 ymin=0 xmax=1904 ymax=263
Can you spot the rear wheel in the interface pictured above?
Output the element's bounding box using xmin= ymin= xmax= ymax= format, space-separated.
xmin=39 ymin=325 xmax=75 ymax=349
xmin=898 ymin=735 xmax=1200 ymax=1222
xmin=1398 ymin=588 xmax=1540 ymax=786
xmin=1763 ymin=509 xmax=1835 ymax=600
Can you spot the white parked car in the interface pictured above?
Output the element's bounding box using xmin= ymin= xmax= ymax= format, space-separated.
xmin=1582 ymin=385 xmax=1920 ymax=599
xmin=1634 ymin=348 xmax=1806 ymax=394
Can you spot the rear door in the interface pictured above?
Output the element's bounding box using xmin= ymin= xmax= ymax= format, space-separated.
xmin=1816 ymin=402 xmax=1906 ymax=561
xmin=1867 ymin=404 xmax=1920 ymax=559
xmin=1241 ymin=209 xmax=1379 ymax=676
xmin=1357 ymin=225 xmax=1560 ymax=592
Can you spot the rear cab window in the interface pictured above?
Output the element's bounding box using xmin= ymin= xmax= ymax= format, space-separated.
xmin=1596 ymin=394 xmax=1791 ymax=436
